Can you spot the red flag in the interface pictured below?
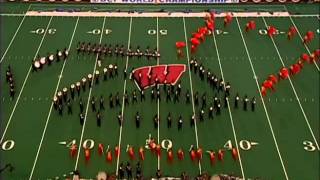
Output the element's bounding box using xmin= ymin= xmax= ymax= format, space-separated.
xmin=175 ymin=41 xmax=186 ymax=49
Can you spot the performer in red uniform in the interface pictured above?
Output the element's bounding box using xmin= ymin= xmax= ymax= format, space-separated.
xmin=156 ymin=144 xmax=161 ymax=157
xmin=245 ymin=20 xmax=256 ymax=32
xmin=261 ymin=86 xmax=267 ymax=97
xmin=106 ymin=149 xmax=112 ymax=163
xmin=70 ymin=144 xmax=77 ymax=158
xmin=128 ymin=146 xmax=135 ymax=160
xmin=301 ymin=53 xmax=310 ymax=63
xmin=218 ymin=149 xmax=224 ymax=162
xmin=290 ymin=63 xmax=301 ymax=75
xmin=177 ymin=148 xmax=184 ymax=160
xmin=167 ymin=148 xmax=174 ymax=162
xmin=224 ymin=13 xmax=233 ymax=27
xmin=287 ymin=26 xmax=297 ymax=40
xmin=279 ymin=67 xmax=289 ymax=80
xmin=267 ymin=26 xmax=277 ymax=37
xmin=190 ymin=148 xmax=197 ymax=162
xmin=208 ymin=151 xmax=215 ymax=165
xmin=268 ymin=74 xmax=278 ymax=84
xmin=115 ymin=145 xmax=120 ymax=158
xmin=263 ymin=80 xmax=275 ymax=91
xmin=303 ymin=31 xmax=314 ymax=44
xmin=139 ymin=146 xmax=145 ymax=161
xmin=98 ymin=143 xmax=104 ymax=156
xmin=85 ymin=148 xmax=90 ymax=162
xmin=231 ymin=148 xmax=239 ymax=161
xmin=196 ymin=147 xmax=203 ymax=161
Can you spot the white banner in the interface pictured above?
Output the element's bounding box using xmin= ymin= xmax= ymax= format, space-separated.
xmin=90 ymin=0 xmax=239 ymax=4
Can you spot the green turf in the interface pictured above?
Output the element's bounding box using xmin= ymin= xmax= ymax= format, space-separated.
xmin=0 ymin=2 xmax=319 ymax=180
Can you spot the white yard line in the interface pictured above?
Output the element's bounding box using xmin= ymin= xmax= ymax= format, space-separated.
xmin=156 ymin=16 xmax=161 ymax=171
xmin=282 ymin=5 xmax=320 ymax=71
xmin=262 ymin=17 xmax=320 ymax=151
xmin=235 ymin=17 xmax=289 ymax=180
xmin=182 ymin=17 xmax=202 ymax=175
xmin=28 ymin=17 xmax=80 ymax=180
xmin=115 ymin=16 xmax=133 ymax=177
xmin=0 ymin=4 xmax=31 ymax=64
xmin=0 ymin=16 xmax=53 ymax=144
xmin=211 ymin=25 xmax=245 ymax=179
xmin=74 ymin=16 xmax=107 ymax=170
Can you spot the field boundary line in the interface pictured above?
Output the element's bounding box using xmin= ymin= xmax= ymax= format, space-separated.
xmin=115 ymin=16 xmax=133 ymax=177
xmin=28 ymin=16 xmax=80 ymax=180
xmin=182 ymin=17 xmax=202 ymax=174
xmin=211 ymin=24 xmax=245 ymax=179
xmin=74 ymin=16 xmax=107 ymax=170
xmin=0 ymin=4 xmax=31 ymax=64
xmin=262 ymin=17 xmax=320 ymax=151
xmin=235 ymin=17 xmax=289 ymax=180
xmin=0 ymin=16 xmax=53 ymax=144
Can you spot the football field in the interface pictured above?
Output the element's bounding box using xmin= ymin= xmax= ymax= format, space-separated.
xmin=0 ymin=2 xmax=319 ymax=180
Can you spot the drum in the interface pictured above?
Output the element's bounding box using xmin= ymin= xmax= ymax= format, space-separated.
xmin=63 ymin=87 xmax=68 ymax=94
xmin=82 ymin=78 xmax=87 ymax=84
xmin=40 ymin=57 xmax=46 ymax=65
xmin=49 ymin=54 xmax=54 ymax=60
xmin=88 ymin=74 xmax=93 ymax=80
xmin=58 ymin=51 xmax=63 ymax=57
xmin=34 ymin=61 xmax=41 ymax=69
